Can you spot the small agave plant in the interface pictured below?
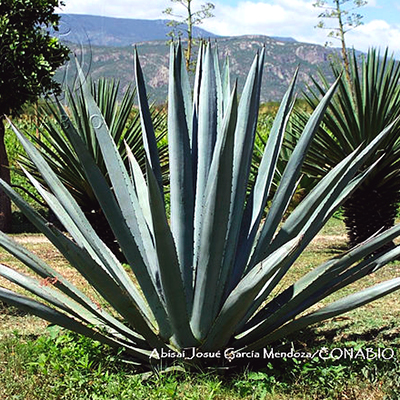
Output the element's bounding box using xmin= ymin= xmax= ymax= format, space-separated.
xmin=1 ymin=43 xmax=400 ymax=371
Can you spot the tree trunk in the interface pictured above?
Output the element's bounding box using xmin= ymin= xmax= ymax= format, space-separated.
xmin=343 ymin=182 xmax=400 ymax=253
xmin=0 ymin=118 xmax=12 ymax=232
xmin=186 ymin=0 xmax=193 ymax=71
xmin=336 ymin=0 xmax=352 ymax=90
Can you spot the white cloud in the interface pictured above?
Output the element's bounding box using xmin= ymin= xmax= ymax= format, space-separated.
xmin=202 ymin=0 xmax=319 ymax=38
xmin=366 ymin=0 xmax=378 ymax=7
xmin=346 ymin=20 xmax=400 ymax=55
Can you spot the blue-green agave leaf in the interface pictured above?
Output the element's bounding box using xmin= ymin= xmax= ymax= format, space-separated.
xmin=146 ymin=160 xmax=198 ymax=347
xmin=177 ymin=42 xmax=193 ymax=135
xmin=133 ymin=49 xmax=164 ymax=195
xmin=191 ymin=83 xmax=238 ymax=340
xmin=193 ymin=44 xmax=218 ymax=270
xmin=125 ymin=142 xmax=154 ymax=235
xmin=168 ymin=44 xmax=195 ymax=298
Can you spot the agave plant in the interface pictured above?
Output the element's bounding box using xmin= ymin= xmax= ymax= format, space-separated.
xmin=288 ymin=49 xmax=400 ymax=249
xmin=17 ymin=78 xmax=168 ymax=258
xmin=0 ymin=44 xmax=400 ymax=371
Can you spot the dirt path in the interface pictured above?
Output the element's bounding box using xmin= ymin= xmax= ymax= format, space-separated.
xmin=10 ymin=233 xmax=348 ymax=245
xmin=312 ymin=234 xmax=347 ymax=242
xmin=12 ymin=234 xmax=51 ymax=244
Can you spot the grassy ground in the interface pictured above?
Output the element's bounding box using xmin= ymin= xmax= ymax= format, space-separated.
xmin=0 ymin=217 xmax=400 ymax=399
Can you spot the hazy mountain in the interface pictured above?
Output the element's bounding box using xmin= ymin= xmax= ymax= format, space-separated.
xmin=57 ymin=14 xmax=218 ymax=47
xmin=57 ymin=14 xmax=297 ymax=46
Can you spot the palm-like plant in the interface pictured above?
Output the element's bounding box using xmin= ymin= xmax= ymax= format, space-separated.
xmin=0 ymin=44 xmax=399 ymax=371
xmin=288 ymin=49 xmax=400 ymax=249
xmin=18 ymin=79 xmax=168 ymax=258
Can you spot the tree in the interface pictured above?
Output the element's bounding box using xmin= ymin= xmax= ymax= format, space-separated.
xmin=0 ymin=0 xmax=69 ymax=232
xmin=313 ymin=0 xmax=367 ymax=86
xmin=163 ymin=0 xmax=214 ymax=70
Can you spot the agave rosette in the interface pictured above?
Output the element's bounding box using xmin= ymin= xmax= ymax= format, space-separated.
xmin=0 ymin=43 xmax=399 ymax=370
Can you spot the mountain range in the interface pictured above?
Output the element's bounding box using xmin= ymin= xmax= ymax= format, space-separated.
xmin=55 ymin=14 xmax=337 ymax=104
xmin=58 ymin=14 xmax=218 ymax=47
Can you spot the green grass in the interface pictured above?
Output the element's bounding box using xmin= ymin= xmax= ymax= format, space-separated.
xmin=0 ymin=326 xmax=399 ymax=400
xmin=1 ymin=220 xmax=400 ymax=399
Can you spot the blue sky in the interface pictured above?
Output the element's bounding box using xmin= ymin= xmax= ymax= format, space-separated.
xmin=60 ymin=0 xmax=400 ymax=55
